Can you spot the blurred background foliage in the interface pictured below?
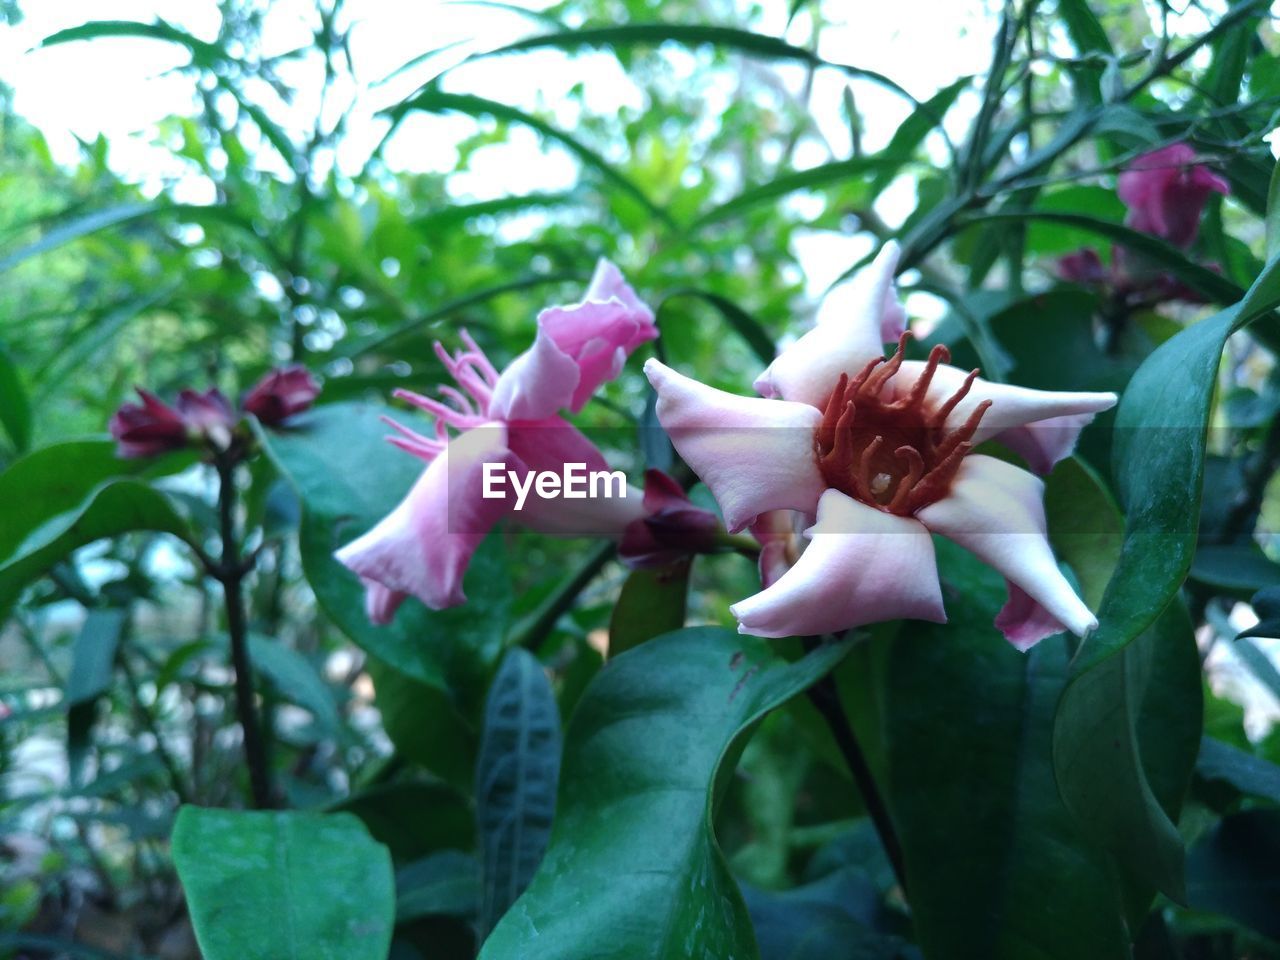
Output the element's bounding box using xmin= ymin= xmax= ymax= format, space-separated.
xmin=3 ymin=0 xmax=1280 ymax=957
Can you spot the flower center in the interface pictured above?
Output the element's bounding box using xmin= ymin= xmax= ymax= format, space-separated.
xmin=814 ymin=333 xmax=991 ymax=515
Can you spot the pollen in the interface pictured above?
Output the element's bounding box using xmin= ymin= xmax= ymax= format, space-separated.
xmin=814 ymin=333 xmax=991 ymax=515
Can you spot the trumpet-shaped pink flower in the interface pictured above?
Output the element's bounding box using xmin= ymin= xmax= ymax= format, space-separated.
xmin=645 ymin=243 xmax=1118 ymax=648
xmin=336 ymin=264 xmax=655 ymax=622
xmin=1117 ymin=144 xmax=1229 ymax=249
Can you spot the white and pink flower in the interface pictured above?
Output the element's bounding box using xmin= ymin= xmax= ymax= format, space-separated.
xmin=336 ymin=261 xmax=657 ymax=623
xmin=644 ymin=243 xmax=1117 ymax=649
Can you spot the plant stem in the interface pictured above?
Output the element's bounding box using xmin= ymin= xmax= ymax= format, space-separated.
xmin=802 ymin=639 xmax=908 ymax=896
xmin=512 ymin=541 xmax=616 ymax=652
xmin=213 ymin=455 xmax=273 ymax=809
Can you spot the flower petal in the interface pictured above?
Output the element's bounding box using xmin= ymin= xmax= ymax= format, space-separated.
xmin=645 ymin=358 xmax=825 ymax=532
xmin=335 ymin=423 xmax=513 ymax=611
xmin=899 ymin=361 xmax=1116 ymax=470
xmin=754 ymin=242 xmax=902 ymax=407
xmin=488 ymin=260 xmax=655 ymax=421
xmin=730 ymin=489 xmax=946 ymax=638
xmin=916 ymin=454 xmax=1097 ymax=644
xmin=994 ymin=582 xmax=1070 ymax=651
xmin=506 ymin=418 xmax=646 ymax=537
xmin=362 ymin=580 xmax=407 ymax=625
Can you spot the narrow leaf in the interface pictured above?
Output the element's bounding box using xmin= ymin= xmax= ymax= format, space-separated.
xmin=476 ymin=648 xmax=562 ymax=938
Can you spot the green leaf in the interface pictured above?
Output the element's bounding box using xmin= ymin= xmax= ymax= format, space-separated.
xmin=475 ymin=25 xmax=914 ymax=103
xmin=871 ymin=77 xmax=969 ymax=191
xmin=246 ymin=633 xmax=341 ymax=734
xmin=1266 ymin=158 xmax=1280 ymax=264
xmin=65 ymin=608 xmax=127 ymax=788
xmin=694 ymin=155 xmax=899 ymax=229
xmin=657 ymin=290 xmax=775 ymax=365
xmin=1058 ymin=0 xmax=1113 ymax=56
xmin=1051 ymin=253 xmax=1280 ymax=900
xmin=0 ymin=479 xmax=194 ymax=619
xmin=38 ymin=19 xmax=224 ymax=64
xmin=366 ymin=656 xmax=477 ymax=791
xmin=172 ymin=807 xmax=395 ymax=960
xmin=479 ymin=627 xmax=849 ymax=960
xmin=476 ymin=648 xmax=562 ymax=938
xmin=960 ymin=210 xmax=1243 ymax=304
xmin=257 ymin=405 xmax=509 ymax=697
xmin=1196 ymin=736 xmax=1280 ymax=804
xmin=396 ymin=850 xmax=481 ymax=922
xmin=608 ymin=561 xmax=691 ymax=658
xmin=878 ymin=534 xmax=1199 ymax=958
xmin=0 ymin=344 xmax=31 ymax=453
xmin=1186 ymin=811 xmax=1280 ymax=940
xmin=1231 ymin=636 xmax=1280 ymax=701
xmin=334 ymin=780 xmax=474 ymax=864
xmin=384 ymin=90 xmax=670 ymax=225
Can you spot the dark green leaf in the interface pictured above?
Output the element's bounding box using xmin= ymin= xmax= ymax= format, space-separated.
xmin=695 ymin=156 xmax=901 ymax=229
xmin=65 ymin=608 xmax=127 ymax=788
xmin=1051 ymin=253 xmax=1280 ymax=900
xmin=172 ymin=807 xmax=395 ymax=960
xmin=38 ymin=19 xmax=224 ymax=64
xmin=1266 ymin=158 xmax=1280 ymax=264
xmin=334 ymin=780 xmax=474 ymax=863
xmin=1186 ymin=810 xmax=1280 ymax=940
xmin=366 ymin=656 xmax=477 ymax=791
xmin=396 ymin=850 xmax=481 ymax=922
xmin=1231 ymin=637 xmax=1280 ymax=702
xmin=476 ymin=648 xmax=561 ymax=938
xmin=479 ymin=627 xmax=849 ymax=960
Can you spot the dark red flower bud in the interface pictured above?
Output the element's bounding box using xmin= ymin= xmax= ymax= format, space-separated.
xmin=1055 ymin=247 xmax=1108 ymax=286
xmin=109 ymin=388 xmax=189 ymax=459
xmin=242 ymin=366 xmax=320 ymax=425
xmin=619 ymin=469 xmax=723 ymax=568
xmin=175 ymin=388 xmax=237 ymax=451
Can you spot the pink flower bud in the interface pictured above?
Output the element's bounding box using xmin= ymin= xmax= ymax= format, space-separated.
xmin=242 ymin=366 xmax=321 ymax=425
xmin=1055 ymin=248 xmax=1108 ymax=286
xmin=618 ymin=470 xmax=723 ymax=568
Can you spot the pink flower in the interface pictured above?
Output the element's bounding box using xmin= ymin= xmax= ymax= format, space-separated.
xmin=336 ymin=265 xmax=655 ymax=621
xmin=243 ymin=366 xmax=320 ymax=425
xmin=1055 ymin=247 xmax=1108 ymax=286
xmin=489 ymin=259 xmax=657 ymax=420
xmin=109 ymin=386 xmax=236 ymax=458
xmin=1117 ymin=143 xmax=1229 ymax=249
xmin=644 ymin=243 xmax=1118 ymax=649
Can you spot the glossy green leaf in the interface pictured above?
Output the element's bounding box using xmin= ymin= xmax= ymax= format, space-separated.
xmin=172 ymin=807 xmax=394 ymax=960
xmin=1266 ymin=158 xmax=1280 ymax=264
xmin=878 ymin=531 xmax=1199 ymax=958
xmin=1051 ymin=254 xmax=1280 ymax=900
xmin=246 ymin=633 xmax=341 ymax=734
xmin=334 ymin=781 xmax=474 ymax=863
xmin=479 ymin=627 xmax=850 ymax=960
xmin=366 ymin=656 xmax=477 ymax=791
xmin=257 ymin=404 xmax=509 ymax=697
xmin=476 ymin=648 xmax=562 ymax=938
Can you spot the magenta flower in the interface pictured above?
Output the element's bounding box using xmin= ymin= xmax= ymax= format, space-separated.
xmin=1117 ymin=143 xmax=1229 ymax=249
xmin=242 ymin=366 xmax=320 ymax=425
xmin=109 ymin=386 xmax=237 ymax=458
xmin=109 ymin=389 xmax=190 ymax=458
xmin=644 ymin=243 xmax=1118 ymax=648
xmin=617 ymin=470 xmax=722 ymax=568
xmin=336 ymin=265 xmax=655 ymax=622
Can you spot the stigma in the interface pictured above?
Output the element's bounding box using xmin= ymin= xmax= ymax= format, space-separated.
xmin=814 ymin=333 xmax=991 ymax=515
